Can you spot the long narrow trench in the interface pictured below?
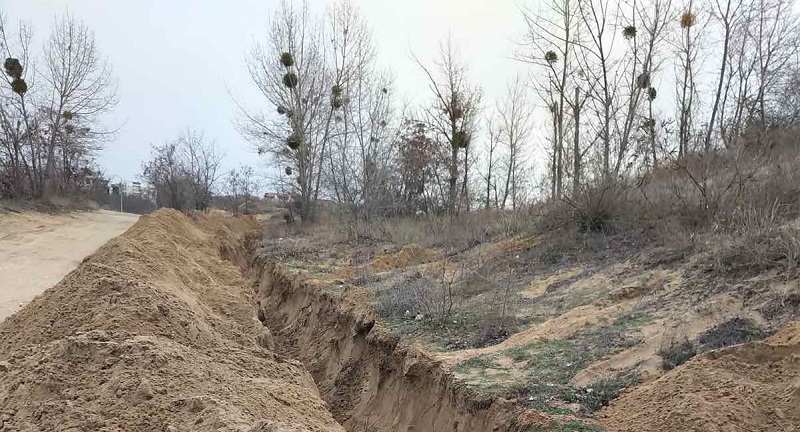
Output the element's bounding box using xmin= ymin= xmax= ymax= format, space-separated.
xmin=246 ymin=252 xmax=543 ymax=432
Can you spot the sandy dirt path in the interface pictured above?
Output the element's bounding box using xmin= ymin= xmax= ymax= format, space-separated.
xmin=0 ymin=210 xmax=139 ymax=321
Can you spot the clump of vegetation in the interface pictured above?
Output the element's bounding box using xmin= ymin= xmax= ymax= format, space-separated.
xmin=452 ymin=130 xmax=470 ymax=149
xmin=286 ymin=133 xmax=301 ymax=149
xmin=697 ymin=317 xmax=765 ymax=351
xmin=280 ymin=51 xmax=295 ymax=67
xmin=283 ymin=72 xmax=299 ymax=88
xmin=761 ymin=293 xmax=800 ymax=320
xmin=658 ymin=337 xmax=696 ymax=370
xmin=499 ymin=314 xmax=646 ymax=411
xmin=452 ymin=354 xmax=498 ymax=373
xmin=526 ymin=420 xmax=602 ymax=432
xmin=4 ymin=57 xmax=23 ymax=78
xmin=681 ymin=11 xmax=696 ymax=28
xmin=701 ymin=210 xmax=800 ymax=277
xmin=571 ymin=371 xmax=640 ymax=412
xmin=622 ymin=25 xmax=637 ymax=39
xmin=636 ymin=72 xmax=651 ymax=89
xmin=11 ymin=78 xmax=27 ymax=95
xmin=647 ymin=87 xmax=657 ymax=100
xmin=544 ymin=50 xmax=558 ymax=64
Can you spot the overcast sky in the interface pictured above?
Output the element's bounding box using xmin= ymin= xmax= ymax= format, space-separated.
xmin=4 ymin=0 xmax=533 ymax=184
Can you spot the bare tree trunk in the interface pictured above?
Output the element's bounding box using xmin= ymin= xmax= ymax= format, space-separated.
xmin=550 ymin=105 xmax=558 ymax=200
xmin=705 ymin=0 xmax=735 ymax=152
xmin=678 ymin=20 xmax=693 ymax=158
xmin=649 ymin=98 xmax=658 ymax=168
xmin=572 ymin=87 xmax=581 ymax=198
xmin=448 ymin=143 xmax=459 ymax=215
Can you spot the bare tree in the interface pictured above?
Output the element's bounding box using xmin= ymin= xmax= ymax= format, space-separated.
xmin=225 ymin=165 xmax=259 ymax=215
xmin=0 ymin=10 xmax=116 ymax=200
xmin=240 ymin=0 xmax=329 ymax=221
xmin=142 ymin=130 xmax=222 ymax=211
xmin=676 ymin=1 xmax=702 ymax=159
xmin=0 ymin=11 xmax=36 ymax=198
xmin=497 ymin=76 xmax=533 ymax=210
xmin=576 ymin=0 xmax=617 ymax=178
xmin=325 ymin=1 xmax=398 ymax=217
xmin=521 ymin=0 xmax=579 ymax=199
xmin=751 ymin=0 xmax=800 ymax=131
xmin=41 ymin=14 xmax=117 ymax=196
xmin=703 ymin=0 xmax=742 ymax=150
xmin=397 ymin=118 xmax=437 ymax=213
xmin=482 ymin=115 xmax=501 ymax=209
xmin=414 ymin=37 xmax=482 ymax=215
xmin=225 ymin=168 xmax=243 ymax=215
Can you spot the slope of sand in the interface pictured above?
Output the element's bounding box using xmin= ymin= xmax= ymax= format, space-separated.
xmin=601 ymin=321 xmax=800 ymax=432
xmin=0 ymin=210 xmax=139 ymax=321
xmin=0 ymin=210 xmax=344 ymax=432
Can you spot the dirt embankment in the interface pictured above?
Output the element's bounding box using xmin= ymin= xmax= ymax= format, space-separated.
xmin=0 ymin=210 xmax=344 ymax=432
xmin=252 ymin=258 xmax=548 ymax=432
xmin=601 ymin=322 xmax=800 ymax=432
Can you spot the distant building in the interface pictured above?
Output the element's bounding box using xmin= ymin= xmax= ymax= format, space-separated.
xmin=110 ymin=181 xmax=157 ymax=202
xmin=264 ymin=192 xmax=291 ymax=201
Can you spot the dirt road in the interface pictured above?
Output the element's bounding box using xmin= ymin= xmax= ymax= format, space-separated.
xmin=0 ymin=210 xmax=139 ymax=321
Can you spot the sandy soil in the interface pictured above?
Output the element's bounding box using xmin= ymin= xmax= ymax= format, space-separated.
xmin=0 ymin=210 xmax=139 ymax=321
xmin=0 ymin=210 xmax=344 ymax=431
xmin=601 ymin=322 xmax=800 ymax=431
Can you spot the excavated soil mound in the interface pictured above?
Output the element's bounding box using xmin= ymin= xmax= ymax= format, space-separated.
xmin=601 ymin=321 xmax=800 ymax=432
xmin=0 ymin=209 xmax=344 ymax=432
xmin=366 ymin=244 xmax=439 ymax=273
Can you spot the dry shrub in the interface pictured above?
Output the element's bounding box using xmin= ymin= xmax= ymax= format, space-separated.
xmin=533 ymin=140 xmax=800 ymax=274
xmin=376 ymin=270 xmax=458 ymax=323
xmin=702 ymin=203 xmax=800 ymax=276
xmin=658 ymin=336 xmax=696 ymax=370
xmin=697 ymin=317 xmax=765 ymax=351
xmin=331 ymin=208 xmax=533 ymax=253
xmin=539 ymin=180 xmax=634 ymax=234
xmin=761 ymin=293 xmax=800 ymax=321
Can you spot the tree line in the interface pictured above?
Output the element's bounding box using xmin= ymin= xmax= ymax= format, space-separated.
xmin=243 ymin=0 xmax=800 ymax=227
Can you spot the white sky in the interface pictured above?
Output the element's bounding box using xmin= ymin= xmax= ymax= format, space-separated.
xmin=4 ymin=0 xmax=535 ymax=183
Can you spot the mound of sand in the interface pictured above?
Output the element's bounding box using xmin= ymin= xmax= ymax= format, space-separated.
xmin=601 ymin=321 xmax=800 ymax=432
xmin=0 ymin=209 xmax=343 ymax=432
xmin=366 ymin=244 xmax=439 ymax=273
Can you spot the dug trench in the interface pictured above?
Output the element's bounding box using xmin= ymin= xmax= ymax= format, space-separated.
xmin=0 ymin=210 xmax=543 ymax=432
xmin=249 ymin=259 xmax=543 ymax=432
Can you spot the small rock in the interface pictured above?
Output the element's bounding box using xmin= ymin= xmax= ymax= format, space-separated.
xmin=415 ymin=314 xmax=424 ymax=321
xmin=188 ymin=398 xmax=205 ymax=413
xmin=164 ymin=426 xmax=178 ymax=432
xmin=0 ymin=361 xmax=10 ymax=372
xmin=0 ymin=414 xmax=9 ymax=422
xmin=255 ymin=328 xmax=275 ymax=351
xmin=775 ymin=408 xmax=786 ymax=420
xmin=157 ymin=304 xmax=170 ymax=316
xmin=135 ymin=382 xmax=154 ymax=402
